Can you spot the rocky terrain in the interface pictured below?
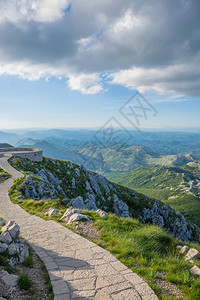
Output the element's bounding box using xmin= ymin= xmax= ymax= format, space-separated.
xmin=0 ymin=218 xmax=52 ymax=300
xmin=9 ymin=157 xmax=200 ymax=243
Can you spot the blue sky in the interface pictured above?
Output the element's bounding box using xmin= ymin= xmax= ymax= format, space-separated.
xmin=0 ymin=0 xmax=200 ymax=130
xmin=0 ymin=74 xmax=200 ymax=130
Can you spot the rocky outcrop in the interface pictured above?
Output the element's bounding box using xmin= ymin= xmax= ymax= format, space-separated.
xmin=140 ymin=200 xmax=200 ymax=243
xmin=0 ymin=221 xmax=29 ymax=266
xmin=11 ymin=157 xmax=200 ymax=243
xmin=69 ymin=196 xmax=86 ymax=209
xmin=113 ymin=198 xmax=130 ymax=218
xmin=2 ymin=220 xmax=20 ymax=240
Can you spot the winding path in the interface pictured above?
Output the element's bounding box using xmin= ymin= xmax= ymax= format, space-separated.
xmin=0 ymin=156 xmax=158 ymax=300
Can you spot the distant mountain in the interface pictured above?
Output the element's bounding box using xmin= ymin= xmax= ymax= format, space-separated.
xmin=17 ymin=137 xmax=195 ymax=177
xmin=0 ymin=143 xmax=13 ymax=148
xmin=1 ymin=128 xmax=200 ymax=157
xmin=113 ymin=162 xmax=200 ymax=227
xmin=0 ymin=131 xmax=20 ymax=145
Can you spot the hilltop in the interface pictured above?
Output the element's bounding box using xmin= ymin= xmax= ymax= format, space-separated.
xmin=113 ymin=162 xmax=200 ymax=227
xmin=0 ymin=143 xmax=13 ymax=148
xmin=9 ymin=156 xmax=200 ymax=243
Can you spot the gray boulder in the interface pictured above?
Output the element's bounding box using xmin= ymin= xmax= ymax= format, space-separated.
xmin=85 ymin=199 xmax=97 ymax=210
xmin=47 ymin=207 xmax=60 ymax=216
xmin=62 ymin=198 xmax=68 ymax=205
xmin=61 ymin=208 xmax=83 ymax=222
xmin=185 ymin=248 xmax=200 ymax=261
xmin=96 ymin=209 xmax=108 ymax=218
xmin=7 ymin=242 xmax=29 ymax=266
xmin=67 ymin=213 xmax=89 ymax=225
xmin=0 ymin=242 xmax=8 ymax=253
xmin=2 ymin=220 xmax=20 ymax=240
xmin=60 ymin=208 xmax=89 ymax=225
xmin=69 ymin=196 xmax=86 ymax=209
xmin=113 ymin=199 xmax=130 ymax=218
xmin=190 ymin=265 xmax=200 ymax=276
xmin=0 ymin=231 xmax=12 ymax=245
xmin=0 ymin=270 xmax=19 ymax=287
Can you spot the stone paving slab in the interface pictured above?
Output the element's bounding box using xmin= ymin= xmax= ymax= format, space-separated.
xmin=0 ymin=156 xmax=158 ymax=299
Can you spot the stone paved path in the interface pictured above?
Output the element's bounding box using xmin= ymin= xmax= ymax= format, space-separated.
xmin=0 ymin=156 xmax=158 ymax=300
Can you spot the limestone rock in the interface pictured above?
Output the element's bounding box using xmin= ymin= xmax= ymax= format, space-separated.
xmin=69 ymin=196 xmax=85 ymax=209
xmin=62 ymin=198 xmax=68 ymax=204
xmin=185 ymin=248 xmax=200 ymax=260
xmin=96 ymin=209 xmax=108 ymax=218
xmin=0 ymin=231 xmax=12 ymax=245
xmin=67 ymin=213 xmax=89 ymax=225
xmin=47 ymin=207 xmax=60 ymax=216
xmin=190 ymin=265 xmax=200 ymax=276
xmin=61 ymin=208 xmax=83 ymax=222
xmin=0 ymin=270 xmax=19 ymax=287
xmin=180 ymin=245 xmax=189 ymax=254
xmin=85 ymin=194 xmax=98 ymax=210
xmin=0 ymin=242 xmax=8 ymax=253
xmin=113 ymin=199 xmax=130 ymax=218
xmin=2 ymin=220 xmax=20 ymax=240
xmin=71 ymin=178 xmax=76 ymax=188
xmin=7 ymin=242 xmax=29 ymax=266
xmin=61 ymin=208 xmax=89 ymax=225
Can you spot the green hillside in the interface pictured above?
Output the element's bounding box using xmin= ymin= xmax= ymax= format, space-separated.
xmin=113 ymin=163 xmax=200 ymax=227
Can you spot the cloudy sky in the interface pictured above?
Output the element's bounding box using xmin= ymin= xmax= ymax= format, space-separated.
xmin=0 ymin=0 xmax=200 ymax=129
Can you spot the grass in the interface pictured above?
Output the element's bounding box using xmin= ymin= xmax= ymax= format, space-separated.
xmin=23 ymin=249 xmax=34 ymax=268
xmin=18 ymin=273 xmax=33 ymax=290
xmin=89 ymin=213 xmax=200 ymax=300
xmin=0 ymin=167 xmax=11 ymax=183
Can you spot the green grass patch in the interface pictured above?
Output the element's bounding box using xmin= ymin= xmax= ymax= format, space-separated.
xmin=18 ymin=273 xmax=33 ymax=290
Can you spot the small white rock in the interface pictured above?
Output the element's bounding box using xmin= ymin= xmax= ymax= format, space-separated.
xmin=190 ymin=265 xmax=200 ymax=276
xmin=47 ymin=207 xmax=60 ymax=216
xmin=96 ymin=209 xmax=108 ymax=218
xmin=185 ymin=248 xmax=200 ymax=260
xmin=180 ymin=245 xmax=189 ymax=254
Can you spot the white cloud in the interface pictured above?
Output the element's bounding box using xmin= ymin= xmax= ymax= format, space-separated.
xmin=67 ymin=74 xmax=104 ymax=94
xmin=109 ymin=54 xmax=200 ymax=96
xmin=0 ymin=0 xmax=69 ymax=23
xmin=0 ymin=0 xmax=199 ymax=96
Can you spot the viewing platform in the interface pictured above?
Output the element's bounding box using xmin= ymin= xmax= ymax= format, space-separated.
xmin=0 ymin=147 xmax=43 ymax=162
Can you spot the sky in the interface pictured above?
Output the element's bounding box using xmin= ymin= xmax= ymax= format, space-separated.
xmin=0 ymin=0 xmax=200 ymax=130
